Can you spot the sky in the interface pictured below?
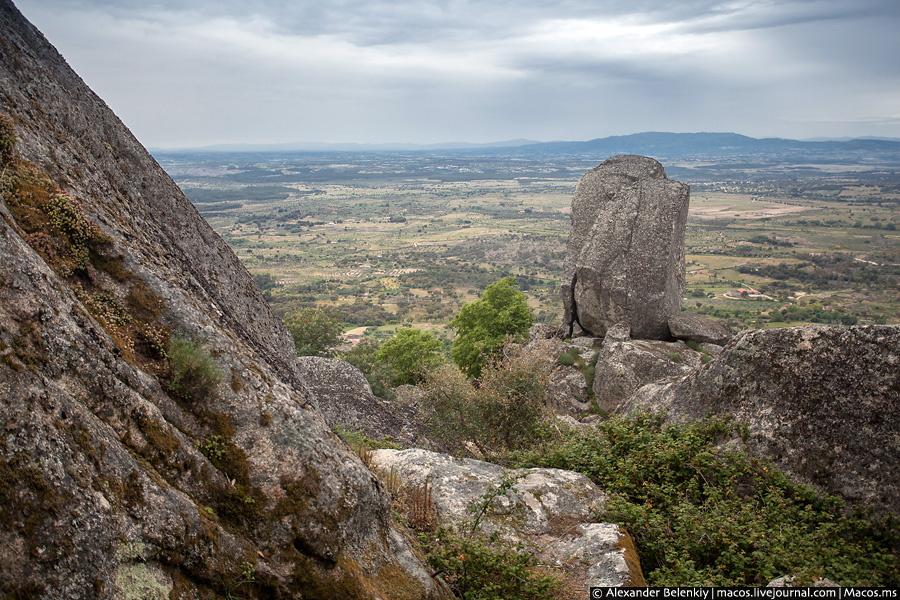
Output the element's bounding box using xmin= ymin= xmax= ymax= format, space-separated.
xmin=13 ymin=0 xmax=900 ymax=148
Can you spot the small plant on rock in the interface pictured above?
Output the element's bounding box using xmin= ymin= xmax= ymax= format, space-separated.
xmin=418 ymin=472 xmax=561 ymax=600
xmin=165 ymin=336 xmax=222 ymax=403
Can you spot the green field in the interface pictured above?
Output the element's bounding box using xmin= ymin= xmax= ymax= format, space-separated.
xmin=155 ymin=151 xmax=900 ymax=333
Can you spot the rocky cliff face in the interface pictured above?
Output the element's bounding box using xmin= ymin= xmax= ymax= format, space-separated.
xmin=0 ymin=1 xmax=449 ymax=597
xmin=562 ymin=155 xmax=689 ymax=340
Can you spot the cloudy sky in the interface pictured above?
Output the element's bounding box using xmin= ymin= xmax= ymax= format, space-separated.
xmin=14 ymin=0 xmax=900 ymax=148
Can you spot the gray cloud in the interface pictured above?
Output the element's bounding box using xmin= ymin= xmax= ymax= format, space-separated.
xmin=12 ymin=0 xmax=900 ymax=146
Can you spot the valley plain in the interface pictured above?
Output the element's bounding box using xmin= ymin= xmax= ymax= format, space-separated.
xmin=153 ymin=146 xmax=900 ymax=340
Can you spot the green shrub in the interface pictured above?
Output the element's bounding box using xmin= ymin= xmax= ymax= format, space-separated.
xmin=165 ymin=336 xmax=222 ymax=403
xmin=283 ymin=307 xmax=343 ymax=357
xmin=0 ymin=114 xmax=16 ymax=166
xmin=668 ymin=352 xmax=682 ymax=363
xmin=421 ymin=527 xmax=560 ymax=600
xmin=557 ymin=352 xmax=575 ymax=366
xmin=418 ymin=474 xmax=561 ymax=600
xmin=420 ymin=346 xmax=550 ymax=461
xmin=376 ymin=327 xmax=444 ymax=386
xmin=333 ymin=424 xmax=401 ymax=453
xmin=510 ymin=412 xmax=900 ymax=587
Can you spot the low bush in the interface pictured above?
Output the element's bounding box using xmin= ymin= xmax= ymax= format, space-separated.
xmin=420 ymin=346 xmax=550 ymax=461
xmin=416 ymin=474 xmax=562 ymax=600
xmin=165 ymin=336 xmax=222 ymax=403
xmin=510 ymin=412 xmax=900 ymax=587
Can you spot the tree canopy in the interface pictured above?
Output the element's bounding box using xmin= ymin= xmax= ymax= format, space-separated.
xmin=284 ymin=307 xmax=344 ymax=357
xmin=376 ymin=327 xmax=443 ymax=386
xmin=449 ymin=276 xmax=533 ymax=378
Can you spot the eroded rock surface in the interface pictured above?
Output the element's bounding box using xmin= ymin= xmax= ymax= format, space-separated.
xmin=593 ymin=326 xmax=699 ymax=414
xmin=370 ymin=448 xmax=645 ymax=588
xmin=562 ymin=155 xmax=690 ymax=340
xmin=623 ymin=325 xmax=900 ymax=514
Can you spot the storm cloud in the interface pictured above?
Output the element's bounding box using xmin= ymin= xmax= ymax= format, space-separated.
xmin=14 ymin=0 xmax=900 ymax=147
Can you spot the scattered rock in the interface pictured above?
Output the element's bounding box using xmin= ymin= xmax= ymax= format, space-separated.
xmin=370 ymin=448 xmax=645 ymax=588
xmin=668 ymin=312 xmax=735 ymax=345
xmin=527 ymin=337 xmax=595 ymax=416
xmin=296 ymin=357 xmax=432 ymax=448
xmin=593 ymin=328 xmax=698 ymax=414
xmin=529 ymin=323 xmax=566 ymax=341
xmin=767 ymin=575 xmax=840 ymax=587
xmin=624 ymin=325 xmax=900 ymax=514
xmin=548 ymin=367 xmax=593 ymax=415
xmin=571 ymin=336 xmax=603 ymax=348
xmin=604 ymin=323 xmax=632 ymax=343
xmin=562 ymin=155 xmax=690 ymax=340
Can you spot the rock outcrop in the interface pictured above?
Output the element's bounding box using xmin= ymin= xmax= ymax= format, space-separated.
xmin=668 ymin=311 xmax=735 ymax=346
xmin=592 ymin=325 xmax=700 ymax=414
xmin=370 ymin=449 xmax=646 ymax=589
xmin=562 ymin=155 xmax=690 ymax=340
xmin=0 ymin=1 xmax=450 ymax=597
xmin=296 ymin=356 xmax=432 ymax=448
xmin=622 ymin=325 xmax=900 ymax=514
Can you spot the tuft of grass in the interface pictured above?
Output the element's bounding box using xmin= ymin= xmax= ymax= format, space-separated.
xmin=165 ymin=336 xmax=222 ymax=403
xmin=557 ymin=352 xmax=576 ymax=366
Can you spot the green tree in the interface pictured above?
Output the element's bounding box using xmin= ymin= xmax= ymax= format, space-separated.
xmin=376 ymin=327 xmax=443 ymax=386
xmin=449 ymin=277 xmax=533 ymax=378
xmin=284 ymin=307 xmax=343 ymax=357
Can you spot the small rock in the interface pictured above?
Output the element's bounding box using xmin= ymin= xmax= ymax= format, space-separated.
xmin=668 ymin=312 xmax=735 ymax=345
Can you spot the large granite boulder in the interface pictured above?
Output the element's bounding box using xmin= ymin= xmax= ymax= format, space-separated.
xmin=370 ymin=448 xmax=646 ymax=589
xmin=296 ymin=357 xmax=432 ymax=448
xmin=562 ymin=155 xmax=690 ymax=340
xmin=623 ymin=325 xmax=900 ymax=514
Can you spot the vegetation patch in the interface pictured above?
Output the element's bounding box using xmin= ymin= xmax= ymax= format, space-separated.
xmin=510 ymin=411 xmax=900 ymax=587
xmin=414 ymin=474 xmax=562 ymax=600
xmin=420 ymin=345 xmax=550 ymax=461
xmin=165 ymin=336 xmax=223 ymax=403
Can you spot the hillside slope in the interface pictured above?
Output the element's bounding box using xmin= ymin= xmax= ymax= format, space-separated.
xmin=0 ymin=1 xmax=448 ymax=597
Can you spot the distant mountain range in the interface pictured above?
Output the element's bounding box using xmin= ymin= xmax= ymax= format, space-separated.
xmin=506 ymin=132 xmax=900 ymax=162
xmin=153 ymin=132 xmax=900 ymax=163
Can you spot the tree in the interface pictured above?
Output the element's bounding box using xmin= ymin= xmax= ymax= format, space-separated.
xmin=376 ymin=327 xmax=443 ymax=386
xmin=449 ymin=277 xmax=533 ymax=378
xmin=284 ymin=307 xmax=343 ymax=357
